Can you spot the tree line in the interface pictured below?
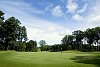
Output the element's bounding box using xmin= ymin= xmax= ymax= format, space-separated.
xmin=50 ymin=27 xmax=100 ymax=52
xmin=0 ymin=10 xmax=37 ymax=52
xmin=1 ymin=10 xmax=100 ymax=52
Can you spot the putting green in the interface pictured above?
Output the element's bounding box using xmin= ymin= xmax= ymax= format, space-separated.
xmin=0 ymin=51 xmax=99 ymax=67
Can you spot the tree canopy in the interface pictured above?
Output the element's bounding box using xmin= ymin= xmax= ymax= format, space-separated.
xmin=0 ymin=10 xmax=100 ymax=52
xmin=0 ymin=10 xmax=37 ymax=52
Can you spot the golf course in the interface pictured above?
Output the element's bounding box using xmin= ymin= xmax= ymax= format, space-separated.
xmin=0 ymin=0 xmax=100 ymax=67
xmin=0 ymin=51 xmax=100 ymax=67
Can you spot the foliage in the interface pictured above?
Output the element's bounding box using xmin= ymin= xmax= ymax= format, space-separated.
xmin=39 ymin=40 xmax=47 ymax=51
xmin=26 ymin=40 xmax=37 ymax=52
xmin=1 ymin=10 xmax=100 ymax=52
xmin=0 ymin=10 xmax=37 ymax=52
xmin=60 ymin=27 xmax=100 ymax=52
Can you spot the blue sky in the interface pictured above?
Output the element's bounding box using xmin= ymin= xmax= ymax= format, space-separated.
xmin=0 ymin=0 xmax=100 ymax=45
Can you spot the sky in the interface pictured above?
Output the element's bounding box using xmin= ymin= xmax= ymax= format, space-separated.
xmin=0 ymin=0 xmax=100 ymax=46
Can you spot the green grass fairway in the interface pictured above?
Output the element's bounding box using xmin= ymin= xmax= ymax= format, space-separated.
xmin=0 ymin=51 xmax=100 ymax=67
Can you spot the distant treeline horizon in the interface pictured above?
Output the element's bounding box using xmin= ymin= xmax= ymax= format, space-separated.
xmin=0 ymin=10 xmax=100 ymax=52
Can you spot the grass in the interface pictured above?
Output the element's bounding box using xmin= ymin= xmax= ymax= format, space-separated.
xmin=0 ymin=50 xmax=100 ymax=67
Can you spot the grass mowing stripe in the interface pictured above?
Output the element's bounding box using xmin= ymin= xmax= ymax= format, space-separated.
xmin=0 ymin=51 xmax=99 ymax=67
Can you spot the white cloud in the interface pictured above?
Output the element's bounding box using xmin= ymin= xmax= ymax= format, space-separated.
xmin=66 ymin=0 xmax=78 ymax=13
xmin=88 ymin=15 xmax=100 ymax=24
xmin=2 ymin=0 xmax=100 ymax=46
xmin=45 ymin=3 xmax=53 ymax=11
xmin=52 ymin=5 xmax=63 ymax=17
xmin=25 ymin=19 xmax=70 ymax=45
xmin=22 ymin=17 xmax=71 ymax=45
xmin=92 ymin=1 xmax=100 ymax=16
xmin=0 ymin=1 xmax=43 ymax=15
xmin=72 ymin=14 xmax=83 ymax=21
xmin=77 ymin=3 xmax=88 ymax=13
xmin=72 ymin=0 xmax=100 ymax=30
xmin=85 ymin=0 xmax=100 ymax=26
xmin=0 ymin=1 xmax=71 ymax=45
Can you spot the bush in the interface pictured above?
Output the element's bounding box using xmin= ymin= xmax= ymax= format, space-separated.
xmin=32 ymin=47 xmax=37 ymax=52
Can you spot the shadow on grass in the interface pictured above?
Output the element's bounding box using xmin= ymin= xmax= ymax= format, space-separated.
xmin=71 ymin=55 xmax=100 ymax=67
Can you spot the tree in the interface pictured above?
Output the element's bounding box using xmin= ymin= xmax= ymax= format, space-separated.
xmin=0 ymin=10 xmax=27 ymax=51
xmin=84 ymin=28 xmax=95 ymax=51
xmin=0 ymin=10 xmax=5 ymax=50
xmin=49 ymin=44 xmax=62 ymax=52
xmin=15 ymin=41 xmax=26 ymax=51
xmin=0 ymin=10 xmax=4 ymax=20
xmin=61 ymin=35 xmax=68 ymax=50
xmin=49 ymin=45 xmax=56 ymax=52
xmin=3 ymin=17 xmax=21 ymax=50
xmin=93 ymin=27 xmax=100 ymax=51
xmin=39 ymin=40 xmax=46 ymax=52
xmin=17 ymin=26 xmax=27 ymax=42
xmin=42 ymin=45 xmax=49 ymax=51
xmin=61 ymin=35 xmax=73 ymax=50
xmin=26 ymin=40 xmax=37 ymax=52
xmin=72 ymin=30 xmax=84 ymax=50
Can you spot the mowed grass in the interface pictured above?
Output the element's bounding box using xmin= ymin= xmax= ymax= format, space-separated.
xmin=0 ymin=51 xmax=100 ymax=67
